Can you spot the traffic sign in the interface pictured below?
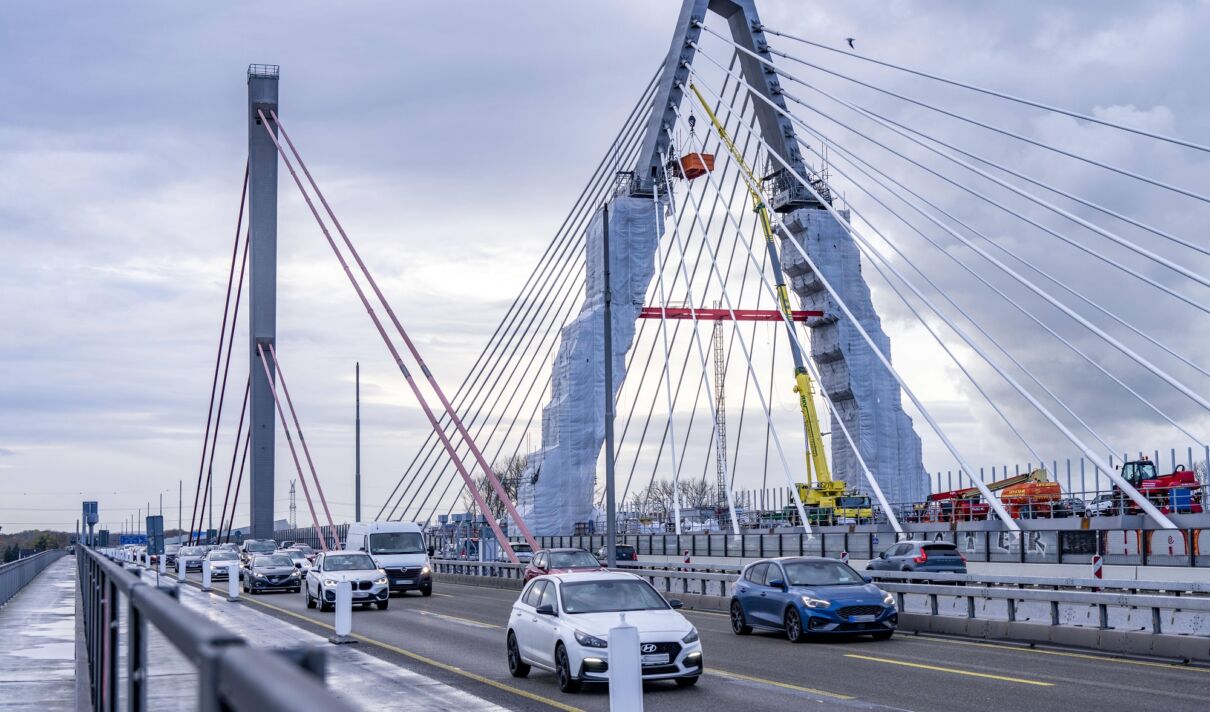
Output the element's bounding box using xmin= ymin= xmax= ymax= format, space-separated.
xmin=146 ymin=516 xmax=165 ymax=556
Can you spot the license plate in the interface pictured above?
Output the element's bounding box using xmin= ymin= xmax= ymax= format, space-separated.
xmin=850 ymin=614 xmax=876 ymax=623
xmin=395 ymin=579 xmax=413 ymax=585
xmin=641 ymin=653 xmax=670 ymax=666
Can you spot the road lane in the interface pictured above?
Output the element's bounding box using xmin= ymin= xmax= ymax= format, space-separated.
xmin=189 ymin=579 xmax=1210 ymax=711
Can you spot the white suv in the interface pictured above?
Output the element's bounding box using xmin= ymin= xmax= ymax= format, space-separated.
xmin=505 ymin=571 xmax=703 ymax=693
xmin=304 ymin=552 xmax=390 ymax=611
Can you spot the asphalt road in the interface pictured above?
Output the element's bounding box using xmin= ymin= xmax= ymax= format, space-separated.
xmin=202 ymin=580 xmax=1210 ymax=712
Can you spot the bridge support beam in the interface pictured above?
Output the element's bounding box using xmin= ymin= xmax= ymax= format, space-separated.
xmin=247 ymin=65 xmax=280 ymax=540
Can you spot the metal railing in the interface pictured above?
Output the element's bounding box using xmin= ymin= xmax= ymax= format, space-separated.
xmin=433 ymin=558 xmax=1210 ymax=638
xmin=77 ymin=546 xmax=354 ymax=712
xmin=1 ymin=549 xmax=67 ymax=607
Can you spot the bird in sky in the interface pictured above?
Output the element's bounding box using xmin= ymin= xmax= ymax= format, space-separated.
xmin=845 ymin=37 xmax=856 ymax=49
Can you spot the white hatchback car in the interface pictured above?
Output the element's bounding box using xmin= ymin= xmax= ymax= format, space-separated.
xmin=506 ymin=571 xmax=703 ymax=693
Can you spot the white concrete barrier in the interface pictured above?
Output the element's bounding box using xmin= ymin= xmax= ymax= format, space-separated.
xmin=608 ymin=615 xmax=643 ymax=711
xmin=177 ymin=558 xmax=186 ymax=582
xmin=202 ymin=560 xmax=212 ymax=591
xmin=329 ymin=581 xmax=355 ymax=644
xmin=227 ymin=563 xmax=240 ymax=601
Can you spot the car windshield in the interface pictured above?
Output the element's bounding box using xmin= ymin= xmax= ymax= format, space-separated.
xmin=549 ymin=551 xmax=599 ymax=568
xmin=560 ymin=580 xmax=669 ymax=614
xmin=837 ymin=496 xmax=869 ymax=507
xmin=368 ymin=532 xmax=426 ymax=555
xmin=180 ymin=547 xmax=204 ymax=556
xmin=782 ymin=561 xmax=866 ymax=586
xmin=512 ymin=544 xmax=532 ymax=553
xmin=209 ymin=552 xmax=237 ymax=561
xmin=255 ymin=555 xmax=294 ymax=567
xmin=292 ymin=545 xmax=313 ymax=555
xmin=324 ymin=554 xmax=376 ymax=571
xmin=245 ymin=541 xmax=276 ymax=553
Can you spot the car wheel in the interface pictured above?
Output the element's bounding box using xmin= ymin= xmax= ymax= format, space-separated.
xmin=785 ymin=608 xmax=806 ymax=644
xmin=871 ymin=630 xmax=894 ymax=641
xmin=507 ymin=632 xmax=530 ymax=678
xmin=729 ymin=600 xmax=751 ymax=635
xmin=376 ymin=599 xmax=389 ymax=610
xmin=555 ymin=643 xmax=580 ymax=693
xmin=305 ymin=588 xmax=316 ymax=609
xmin=320 ymin=598 xmax=332 ymax=613
xmin=675 ymin=675 xmax=699 ymax=687
xmin=421 ymin=585 xmax=433 ymax=597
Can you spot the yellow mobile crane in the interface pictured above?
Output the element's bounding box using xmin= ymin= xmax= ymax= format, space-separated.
xmin=687 ymin=84 xmax=872 ymax=525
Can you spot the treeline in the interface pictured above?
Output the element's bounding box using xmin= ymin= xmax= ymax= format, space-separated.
xmin=1 ymin=530 xmax=70 ymax=563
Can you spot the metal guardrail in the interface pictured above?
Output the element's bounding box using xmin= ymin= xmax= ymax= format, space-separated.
xmin=0 ymin=549 xmax=67 ymax=607
xmin=433 ymin=559 xmax=1210 ymax=637
xmin=78 ymin=546 xmax=354 ymax=712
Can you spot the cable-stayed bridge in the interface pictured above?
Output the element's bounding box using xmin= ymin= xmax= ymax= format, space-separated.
xmin=8 ymin=2 xmax=1210 ymax=710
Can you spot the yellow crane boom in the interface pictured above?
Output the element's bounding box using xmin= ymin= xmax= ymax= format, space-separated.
xmin=687 ymin=83 xmax=831 ymax=485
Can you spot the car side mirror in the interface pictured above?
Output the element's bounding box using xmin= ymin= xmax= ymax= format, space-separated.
xmin=862 ymin=575 xmax=873 ymax=583
xmin=767 ymin=578 xmax=785 ymax=589
xmin=668 ymin=599 xmax=684 ymax=609
xmin=358 ymin=546 xmax=365 ymax=552
xmin=535 ymin=604 xmax=556 ymax=616
xmin=878 ymin=552 xmax=887 ymax=559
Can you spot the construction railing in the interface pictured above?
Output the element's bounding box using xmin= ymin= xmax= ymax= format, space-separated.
xmin=0 ymin=549 xmax=67 ymax=607
xmin=77 ymin=545 xmax=354 ymax=712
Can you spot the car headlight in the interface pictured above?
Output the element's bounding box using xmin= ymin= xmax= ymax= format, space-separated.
xmin=374 ymin=576 xmax=388 ymax=585
xmin=323 ymin=579 xmax=338 ymax=587
xmin=253 ymin=573 xmax=267 ymax=580
xmin=289 ymin=571 xmax=300 ymax=578
xmin=882 ymin=591 xmax=896 ymax=607
xmin=573 ymin=630 xmax=608 ymax=649
xmin=682 ymin=628 xmax=699 ymax=644
xmin=421 ymin=565 xmax=431 ymax=575
xmin=801 ymin=596 xmax=831 ymax=609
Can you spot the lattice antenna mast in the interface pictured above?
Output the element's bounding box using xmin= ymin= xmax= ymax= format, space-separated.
xmin=711 ymin=303 xmax=729 ymax=510
xmin=288 ymin=479 xmax=297 ymax=529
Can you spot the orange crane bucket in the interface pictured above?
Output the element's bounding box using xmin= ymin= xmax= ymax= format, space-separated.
xmin=673 ymin=153 xmax=714 ymax=180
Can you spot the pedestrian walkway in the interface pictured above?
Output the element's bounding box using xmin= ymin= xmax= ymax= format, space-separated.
xmin=0 ymin=556 xmax=77 ymax=711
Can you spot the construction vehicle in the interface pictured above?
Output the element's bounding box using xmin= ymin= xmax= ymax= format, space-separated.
xmin=688 ymin=83 xmax=872 ymax=526
xmin=924 ymin=468 xmax=1055 ymax=522
xmin=1115 ymin=457 xmax=1203 ymax=515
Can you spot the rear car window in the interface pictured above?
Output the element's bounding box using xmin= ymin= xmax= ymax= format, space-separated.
xmin=922 ymin=543 xmax=958 ymax=552
xmin=746 ymin=562 xmax=768 ymax=584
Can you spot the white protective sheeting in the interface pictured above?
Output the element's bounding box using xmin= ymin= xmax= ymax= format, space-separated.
xmin=518 ymin=196 xmax=663 ymax=535
xmin=779 ymin=206 xmax=929 ymax=506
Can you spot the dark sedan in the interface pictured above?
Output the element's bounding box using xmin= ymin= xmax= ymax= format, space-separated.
xmin=242 ymin=554 xmax=303 ymax=594
xmin=866 ymin=541 xmax=967 ymax=574
xmin=178 ymin=546 xmax=208 ymax=572
xmin=731 ymin=557 xmax=897 ymax=642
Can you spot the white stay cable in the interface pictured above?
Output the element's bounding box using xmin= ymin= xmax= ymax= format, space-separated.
xmin=795 ymin=131 xmax=1210 ymax=385
xmin=654 ymin=166 xmax=746 ymax=537
xmin=685 ymin=75 xmax=1180 ymax=530
xmin=690 ymin=41 xmax=1210 ymax=316
xmin=668 ymin=118 xmax=906 ymax=533
xmin=687 ymin=52 xmax=1210 ymax=414
xmin=865 ymin=108 xmax=1209 ymax=259
xmin=650 ymin=182 xmax=684 ymax=534
xmin=657 ymin=147 xmax=809 ymax=536
xmin=757 ymin=25 xmax=1210 ymax=156
xmin=696 ymin=23 xmax=1210 ymax=206
xmin=786 ymin=131 xmax=1207 ymax=450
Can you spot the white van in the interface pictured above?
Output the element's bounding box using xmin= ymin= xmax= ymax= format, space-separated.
xmin=345 ymin=521 xmax=433 ymax=596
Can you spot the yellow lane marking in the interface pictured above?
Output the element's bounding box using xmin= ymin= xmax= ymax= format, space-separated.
xmin=844 ymin=654 xmax=1054 ymax=686
xmin=228 ymin=595 xmax=584 ymax=712
xmin=913 ymin=634 xmax=1210 ymax=674
xmin=706 ymin=669 xmax=855 ymax=700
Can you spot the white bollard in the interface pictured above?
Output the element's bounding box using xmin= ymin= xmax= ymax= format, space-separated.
xmin=178 ymin=557 xmax=187 ymax=582
xmin=328 ymin=580 xmax=356 ymax=645
xmin=608 ymin=614 xmax=643 ymax=711
xmin=202 ymin=559 xmax=212 ymax=591
xmin=227 ymin=563 xmax=240 ymax=601
xmin=158 ymin=556 xmax=166 ymax=575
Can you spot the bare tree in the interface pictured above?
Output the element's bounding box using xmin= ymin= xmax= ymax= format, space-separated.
xmin=461 ymin=455 xmax=527 ymax=521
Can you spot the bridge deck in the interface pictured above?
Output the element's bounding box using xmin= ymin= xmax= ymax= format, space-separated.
xmin=0 ymin=556 xmax=76 ymax=711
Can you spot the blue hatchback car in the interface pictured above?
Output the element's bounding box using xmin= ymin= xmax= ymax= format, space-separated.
xmin=730 ymin=557 xmax=897 ymax=642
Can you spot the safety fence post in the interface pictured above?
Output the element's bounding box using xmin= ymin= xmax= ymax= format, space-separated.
xmin=329 ymin=581 xmax=356 ymax=644
xmin=608 ymin=614 xmax=643 ymax=711
xmin=202 ymin=560 xmax=213 ymax=592
xmin=227 ymin=563 xmax=240 ymax=602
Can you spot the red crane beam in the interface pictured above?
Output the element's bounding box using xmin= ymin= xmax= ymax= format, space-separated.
xmin=638 ymin=307 xmax=822 ymax=321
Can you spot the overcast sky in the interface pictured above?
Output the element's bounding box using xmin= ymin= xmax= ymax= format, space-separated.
xmin=2 ymin=1 xmax=1208 ymax=533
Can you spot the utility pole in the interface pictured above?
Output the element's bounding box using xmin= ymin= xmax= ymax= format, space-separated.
xmin=602 ymin=203 xmax=617 ymax=569
xmin=289 ymin=480 xmax=297 ymax=529
xmin=712 ymin=303 xmax=729 ymax=511
xmin=355 ymin=361 xmax=361 ymax=523
xmin=178 ymin=479 xmax=183 ymax=545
